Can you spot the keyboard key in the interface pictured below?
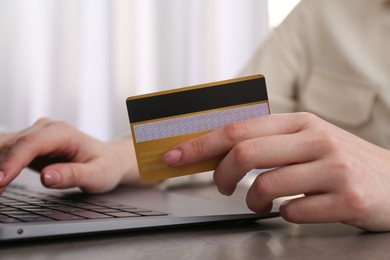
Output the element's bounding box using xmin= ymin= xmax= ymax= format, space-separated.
xmin=106 ymin=212 xmax=141 ymax=218
xmin=1 ymin=185 xmax=168 ymax=224
xmin=44 ymin=211 xmax=85 ymax=221
xmin=72 ymin=211 xmax=111 ymax=219
xmin=17 ymin=216 xmax=55 ymax=222
xmin=0 ymin=216 xmax=22 ymax=223
xmin=138 ymin=211 xmax=168 ymax=216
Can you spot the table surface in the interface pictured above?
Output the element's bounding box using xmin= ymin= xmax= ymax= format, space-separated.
xmin=2 ymin=174 xmax=390 ymax=260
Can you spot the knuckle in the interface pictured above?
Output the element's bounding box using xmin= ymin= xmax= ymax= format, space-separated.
xmin=328 ymin=157 xmax=356 ymax=186
xmin=223 ymin=121 xmax=248 ymax=143
xmin=1 ymin=138 xmax=15 ymax=152
xmin=326 ymin=159 xmax=370 ymax=214
xmin=296 ymin=112 xmax=319 ymax=128
xmin=49 ymin=120 xmax=70 ymax=130
xmin=34 ymin=117 xmax=52 ymax=126
xmin=14 ymin=134 xmax=35 ymax=146
xmin=189 ymin=136 xmax=208 ymax=157
xmin=232 ymin=141 xmax=255 ymax=166
xmin=67 ymin=167 xmax=81 ymax=184
xmin=0 ymin=150 xmax=25 ymax=170
xmin=281 ymin=202 xmax=302 ymax=223
xmin=33 ymin=118 xmax=72 ymax=134
xmin=332 ymin=157 xmax=354 ymax=175
xmin=343 ymin=188 xmax=370 ymax=214
xmin=318 ymin=130 xmax=341 ymax=152
xmin=252 ymin=173 xmax=276 ymax=198
xmin=327 ymin=158 xmax=371 ymax=214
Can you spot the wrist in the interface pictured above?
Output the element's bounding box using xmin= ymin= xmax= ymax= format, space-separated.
xmin=108 ymin=137 xmax=140 ymax=184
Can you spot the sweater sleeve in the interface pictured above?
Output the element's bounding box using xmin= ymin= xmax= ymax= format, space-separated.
xmin=239 ymin=0 xmax=313 ymax=114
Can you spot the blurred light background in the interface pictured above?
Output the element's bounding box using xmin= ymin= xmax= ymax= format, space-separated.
xmin=0 ymin=0 xmax=299 ymax=140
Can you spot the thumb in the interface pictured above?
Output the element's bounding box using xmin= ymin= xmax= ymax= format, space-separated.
xmin=41 ymin=162 xmax=116 ymax=193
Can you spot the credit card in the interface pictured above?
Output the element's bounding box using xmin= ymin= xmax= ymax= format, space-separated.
xmin=126 ymin=74 xmax=269 ymax=182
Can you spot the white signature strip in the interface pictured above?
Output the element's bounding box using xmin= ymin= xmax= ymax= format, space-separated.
xmin=133 ymin=103 xmax=269 ymax=143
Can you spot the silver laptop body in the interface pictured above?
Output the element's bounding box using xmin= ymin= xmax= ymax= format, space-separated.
xmin=0 ymin=170 xmax=279 ymax=241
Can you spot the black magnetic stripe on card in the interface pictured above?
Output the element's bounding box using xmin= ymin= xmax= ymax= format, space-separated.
xmin=127 ymin=76 xmax=267 ymax=123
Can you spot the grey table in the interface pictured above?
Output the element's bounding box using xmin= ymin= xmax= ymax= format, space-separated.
xmin=1 ymin=214 xmax=389 ymax=260
xmin=1 ymin=175 xmax=390 ymax=260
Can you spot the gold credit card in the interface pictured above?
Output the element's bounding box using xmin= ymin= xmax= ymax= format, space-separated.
xmin=126 ymin=74 xmax=269 ymax=182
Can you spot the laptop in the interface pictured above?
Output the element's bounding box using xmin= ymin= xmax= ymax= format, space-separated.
xmin=0 ymin=169 xmax=279 ymax=242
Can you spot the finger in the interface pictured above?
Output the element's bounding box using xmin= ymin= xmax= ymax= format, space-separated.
xmin=19 ymin=118 xmax=54 ymax=135
xmin=41 ymin=161 xmax=118 ymax=193
xmin=213 ymin=131 xmax=322 ymax=195
xmin=0 ymin=132 xmax=13 ymax=147
xmin=279 ymin=194 xmax=347 ymax=224
xmin=0 ymin=122 xmax=82 ymax=187
xmin=281 ymin=189 xmax=388 ymax=232
xmin=0 ymin=118 xmax=53 ymax=158
xmin=163 ymin=113 xmax=311 ymax=167
xmin=244 ymin=161 xmax=334 ymax=212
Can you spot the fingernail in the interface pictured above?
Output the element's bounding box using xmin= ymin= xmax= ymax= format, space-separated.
xmin=162 ymin=149 xmax=182 ymax=166
xmin=0 ymin=171 xmax=5 ymax=182
xmin=43 ymin=170 xmax=61 ymax=187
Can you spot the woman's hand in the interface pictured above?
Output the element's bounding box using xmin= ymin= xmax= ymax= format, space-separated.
xmin=0 ymin=118 xmax=138 ymax=194
xmin=162 ymin=112 xmax=390 ymax=232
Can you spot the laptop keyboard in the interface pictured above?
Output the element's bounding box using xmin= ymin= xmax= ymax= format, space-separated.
xmin=0 ymin=184 xmax=167 ymax=223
